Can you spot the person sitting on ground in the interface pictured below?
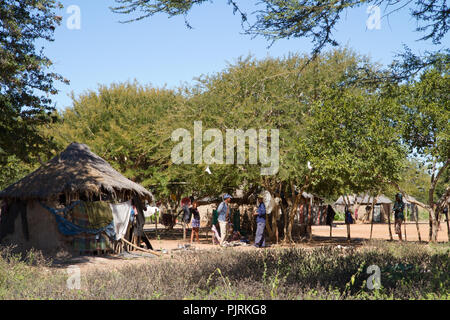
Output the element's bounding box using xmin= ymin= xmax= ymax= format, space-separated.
xmin=227 ymin=223 xmax=242 ymax=242
xmin=190 ymin=200 xmax=200 ymax=244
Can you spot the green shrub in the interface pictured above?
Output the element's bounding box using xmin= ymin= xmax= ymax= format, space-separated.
xmin=0 ymin=242 xmax=448 ymax=299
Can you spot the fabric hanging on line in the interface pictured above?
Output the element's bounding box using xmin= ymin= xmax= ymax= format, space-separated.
xmin=144 ymin=206 xmax=159 ymax=218
xmin=40 ymin=202 xmax=115 ymax=238
xmin=83 ymin=201 xmax=114 ymax=229
xmin=109 ymin=200 xmax=132 ymax=240
xmin=326 ymin=205 xmax=336 ymax=226
xmin=211 ymin=224 xmax=221 ymax=242
xmin=232 ymin=209 xmax=240 ymax=232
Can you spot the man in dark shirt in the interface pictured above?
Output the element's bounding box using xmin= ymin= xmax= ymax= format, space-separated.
xmin=253 ymin=193 xmax=266 ymax=248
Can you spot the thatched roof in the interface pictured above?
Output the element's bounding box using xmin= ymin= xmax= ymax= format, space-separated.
xmin=0 ymin=143 xmax=153 ymax=201
xmin=334 ymin=194 xmax=392 ymax=205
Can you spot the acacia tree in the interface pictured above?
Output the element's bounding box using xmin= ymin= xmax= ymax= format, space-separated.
xmin=0 ymin=0 xmax=66 ymax=166
xmin=111 ymin=0 xmax=448 ymax=77
xmin=395 ymin=56 xmax=450 ymax=242
xmin=48 ymin=49 xmax=408 ymax=242
xmin=47 ymin=82 xmax=185 ymax=194
xmin=151 ymin=49 xmax=406 ymax=243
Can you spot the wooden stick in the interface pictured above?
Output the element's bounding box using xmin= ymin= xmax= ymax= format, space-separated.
xmin=370 ymin=210 xmax=374 ymax=240
xmin=415 ymin=205 xmax=422 ymax=242
xmin=445 ymin=205 xmax=449 ymax=242
xmin=120 ymin=238 xmax=161 ymax=256
xmin=404 ymin=215 xmax=407 ymax=241
xmin=387 ymin=208 xmax=393 ymax=241
xmin=370 ymin=194 xmax=378 ymax=240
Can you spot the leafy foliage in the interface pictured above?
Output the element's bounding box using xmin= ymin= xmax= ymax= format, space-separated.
xmin=46 ymin=82 xmax=184 ymax=194
xmin=0 ymin=0 xmax=67 ymax=165
xmin=111 ymin=1 xmax=449 ymax=66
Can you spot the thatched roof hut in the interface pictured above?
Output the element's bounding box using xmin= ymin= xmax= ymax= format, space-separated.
xmin=0 ymin=142 xmax=152 ymax=202
xmin=334 ymin=194 xmax=392 ymax=205
xmin=0 ymin=143 xmax=153 ymax=254
xmin=334 ymin=194 xmax=393 ymax=223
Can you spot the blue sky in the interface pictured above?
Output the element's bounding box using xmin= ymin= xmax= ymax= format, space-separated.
xmin=45 ymin=0 xmax=448 ymax=110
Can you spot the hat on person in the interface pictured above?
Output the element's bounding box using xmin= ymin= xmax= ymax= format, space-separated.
xmin=257 ymin=192 xmax=265 ymax=198
xmin=223 ymin=193 xmax=232 ymax=200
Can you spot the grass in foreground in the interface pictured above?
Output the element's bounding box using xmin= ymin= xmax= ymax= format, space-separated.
xmin=0 ymin=241 xmax=448 ymax=300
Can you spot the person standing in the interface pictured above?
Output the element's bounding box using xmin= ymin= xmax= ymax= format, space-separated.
xmin=393 ymin=193 xmax=405 ymax=241
xmin=190 ymin=200 xmax=200 ymax=244
xmin=344 ymin=205 xmax=354 ymax=241
xmin=253 ymin=194 xmax=266 ymax=248
xmin=217 ymin=194 xmax=232 ymax=245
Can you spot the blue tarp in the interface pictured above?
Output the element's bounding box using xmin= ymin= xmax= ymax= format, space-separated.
xmin=40 ymin=202 xmax=116 ymax=238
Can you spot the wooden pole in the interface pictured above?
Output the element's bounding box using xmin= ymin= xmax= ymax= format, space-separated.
xmin=370 ymin=209 xmax=374 ymax=240
xmin=344 ymin=195 xmax=351 ymax=242
xmin=308 ymin=197 xmax=313 ymax=241
xmin=387 ymin=206 xmax=393 ymax=241
xmin=370 ymin=194 xmax=378 ymax=240
xmin=445 ymin=205 xmax=449 ymax=242
xmin=155 ymin=209 xmax=159 ymax=237
xmin=120 ymin=238 xmax=161 ymax=256
xmin=404 ymin=209 xmax=407 ymax=241
xmin=415 ymin=205 xmax=422 ymax=242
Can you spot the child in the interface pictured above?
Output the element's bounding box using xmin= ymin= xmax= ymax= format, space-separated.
xmin=190 ymin=200 xmax=200 ymax=244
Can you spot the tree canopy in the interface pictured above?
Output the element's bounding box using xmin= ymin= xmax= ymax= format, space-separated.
xmin=48 ymin=48 xmax=412 ymax=241
xmin=111 ymin=0 xmax=449 ymax=74
xmin=0 ymin=0 xmax=67 ymax=165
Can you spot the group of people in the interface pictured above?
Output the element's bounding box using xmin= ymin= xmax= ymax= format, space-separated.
xmin=182 ymin=193 xmax=268 ymax=248
xmin=215 ymin=193 xmax=267 ymax=248
xmin=182 ymin=192 xmax=411 ymax=245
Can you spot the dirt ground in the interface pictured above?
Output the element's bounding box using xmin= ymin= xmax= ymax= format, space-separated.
xmin=312 ymin=221 xmax=449 ymax=242
xmin=56 ymin=221 xmax=448 ymax=273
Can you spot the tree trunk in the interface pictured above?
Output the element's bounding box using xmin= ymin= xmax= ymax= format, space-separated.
xmin=415 ymin=206 xmax=422 ymax=242
xmin=273 ymin=203 xmax=279 ymax=244
xmin=369 ymin=194 xmax=378 ymax=240
xmin=290 ymin=209 xmax=297 ymax=242
xmin=286 ymin=207 xmax=295 ymax=243
xmin=370 ymin=209 xmax=374 ymax=240
xmin=329 ymin=224 xmax=332 ymax=239
xmin=429 ymin=211 xmax=433 ymax=241
xmin=343 ymin=195 xmax=351 ymax=241
xmin=431 ymin=208 xmax=439 ymax=242
xmin=387 ymin=207 xmax=393 ymax=241
xmin=156 ymin=210 xmax=159 ymax=238
xmin=403 ymin=217 xmax=407 ymax=241
xmin=307 ymin=200 xmax=312 ymax=241
xmin=283 ymin=205 xmax=290 ymax=243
